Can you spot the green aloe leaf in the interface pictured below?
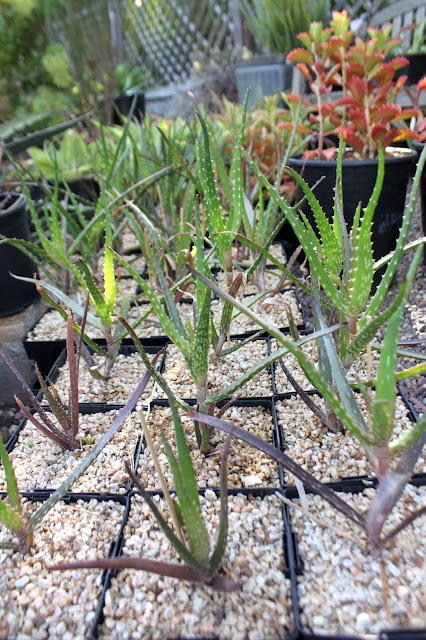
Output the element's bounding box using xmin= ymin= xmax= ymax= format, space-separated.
xmin=347 ymin=148 xmax=384 ymax=314
xmin=79 ymin=260 xmax=112 ymax=327
xmin=343 ymin=283 xmax=407 ymax=366
xmin=197 ymin=112 xmax=229 ymax=259
xmin=287 ymin=167 xmax=341 ymax=275
xmin=240 ymin=148 xmax=347 ymax=313
xmin=0 ymin=436 xmax=21 ymax=515
xmin=0 ymin=499 xmax=25 ymax=534
xmin=126 ymin=463 xmax=208 ymax=574
xmin=360 ymin=144 xmax=426 ymax=328
xmin=389 ymin=413 xmax=426 ymax=457
xmin=372 ymin=247 xmax=421 ymax=444
xmin=192 ymin=289 xmax=211 ymax=384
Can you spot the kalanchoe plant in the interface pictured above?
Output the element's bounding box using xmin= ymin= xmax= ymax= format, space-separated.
xmin=287 ymin=10 xmax=418 ymax=158
xmin=47 ymin=371 xmax=239 ymax=592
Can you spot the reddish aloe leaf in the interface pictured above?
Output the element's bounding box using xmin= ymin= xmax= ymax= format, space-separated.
xmin=185 ymin=412 xmax=366 ymax=529
xmin=47 ymin=557 xmax=240 ymax=592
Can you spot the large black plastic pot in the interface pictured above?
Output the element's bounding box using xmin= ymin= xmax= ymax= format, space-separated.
xmin=280 ymin=148 xmax=416 ymax=262
xmin=113 ymin=92 xmax=145 ymax=123
xmin=394 ymin=53 xmax=426 ymax=85
xmin=0 ymin=192 xmax=39 ymax=317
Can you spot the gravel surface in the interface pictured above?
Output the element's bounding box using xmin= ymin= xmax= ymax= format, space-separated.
xmin=53 ymin=351 xmax=157 ymax=404
xmin=0 ymin=410 xmax=139 ymax=494
xmin=0 ymin=497 xmax=124 ymax=640
xmin=159 ymin=340 xmax=273 ymax=399
xmin=101 ymin=491 xmax=293 ymax=640
xmin=291 ymin=484 xmax=426 ymax=638
xmin=276 ymin=392 xmax=425 ymax=483
xmin=137 ymin=404 xmax=279 ymax=489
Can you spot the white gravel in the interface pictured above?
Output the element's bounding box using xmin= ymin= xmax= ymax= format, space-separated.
xmin=52 ymin=351 xmax=157 ymax=404
xmin=137 ymin=404 xmax=279 ymax=489
xmin=0 ymin=411 xmax=139 ymax=494
xmin=211 ymin=287 xmax=303 ymax=335
xmin=0 ymin=497 xmax=124 ymax=640
xmin=159 ymin=340 xmax=273 ymax=399
xmin=100 ymin=491 xmax=293 ymax=640
xmin=291 ymin=484 xmax=426 ymax=638
xmin=276 ymin=393 xmax=425 ymax=483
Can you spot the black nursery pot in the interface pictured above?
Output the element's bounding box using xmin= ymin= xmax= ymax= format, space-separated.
xmin=0 ymin=192 xmax=39 ymax=317
xmin=282 ymin=148 xmax=416 ymax=262
xmin=394 ymin=53 xmax=426 ymax=85
xmin=113 ymin=92 xmax=145 ymax=123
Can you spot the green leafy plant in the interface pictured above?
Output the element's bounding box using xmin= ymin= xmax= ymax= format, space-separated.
xmin=115 ymin=62 xmax=149 ymax=96
xmin=187 ymin=249 xmax=426 ymax=559
xmin=239 ymin=0 xmax=330 ymax=56
xmin=287 ymin=10 xmax=418 ymax=158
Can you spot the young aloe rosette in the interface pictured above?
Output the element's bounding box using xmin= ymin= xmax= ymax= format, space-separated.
xmin=47 ymin=380 xmax=238 ymax=592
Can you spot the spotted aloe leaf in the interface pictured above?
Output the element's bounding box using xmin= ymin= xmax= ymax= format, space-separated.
xmin=227 ymin=91 xmax=249 ymax=236
xmin=79 ymin=260 xmax=112 ymax=327
xmin=372 ymin=247 xmax=421 ymax=445
xmin=192 ymin=288 xmax=211 ymax=386
xmin=346 ymin=147 xmax=384 ymax=315
xmin=197 ymin=112 xmax=229 ymax=261
xmin=286 ymin=167 xmax=342 ymax=276
xmin=343 ymin=282 xmax=407 ymax=366
xmin=239 ymin=147 xmax=347 ymax=314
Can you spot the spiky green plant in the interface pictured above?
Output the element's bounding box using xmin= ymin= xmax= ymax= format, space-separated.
xmin=187 ymin=248 xmax=426 ymax=559
xmin=47 ymin=373 xmax=239 ymax=592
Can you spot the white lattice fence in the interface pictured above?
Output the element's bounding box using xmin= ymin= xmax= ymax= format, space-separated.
xmin=123 ymin=0 xmax=241 ymax=85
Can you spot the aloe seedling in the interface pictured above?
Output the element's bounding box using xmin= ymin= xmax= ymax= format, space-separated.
xmin=47 ymin=381 xmax=239 ymax=592
xmin=0 ymin=316 xmax=82 ymax=450
xmin=0 ymin=350 xmax=161 ymax=550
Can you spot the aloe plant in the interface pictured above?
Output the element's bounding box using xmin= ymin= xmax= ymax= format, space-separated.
xmin=239 ymin=137 xmax=426 ymax=385
xmin=47 ymin=381 xmax=239 ymax=592
xmin=187 ymin=251 xmax=426 ymax=558
xmin=0 ymin=350 xmax=161 ymax=550
xmin=0 ymin=316 xmax=82 ymax=450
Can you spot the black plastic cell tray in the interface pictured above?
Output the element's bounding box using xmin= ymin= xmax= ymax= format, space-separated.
xmin=284 ymin=475 xmax=426 ymax=640
xmin=89 ymin=486 xmax=299 ymax=640
xmin=38 ymin=343 xmax=165 ymax=404
xmin=4 ymin=403 xmax=142 ymax=495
